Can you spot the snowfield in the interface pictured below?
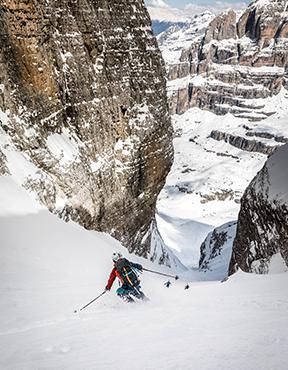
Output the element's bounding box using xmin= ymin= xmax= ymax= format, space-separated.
xmin=156 ymin=88 xmax=288 ymax=269
xmin=1 ymin=182 xmax=288 ymax=370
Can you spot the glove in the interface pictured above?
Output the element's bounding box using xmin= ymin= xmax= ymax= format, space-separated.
xmin=136 ymin=264 xmax=143 ymax=271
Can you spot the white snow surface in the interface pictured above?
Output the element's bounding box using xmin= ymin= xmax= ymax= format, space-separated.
xmin=156 ymin=211 xmax=212 ymax=267
xmin=0 ymin=176 xmax=43 ymax=216
xmin=46 ymin=129 xmax=80 ymax=166
xmin=1 ymin=203 xmax=288 ymax=370
xmin=269 ymin=252 xmax=288 ymax=274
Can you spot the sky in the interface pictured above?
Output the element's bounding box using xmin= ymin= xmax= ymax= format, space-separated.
xmin=145 ymin=0 xmax=250 ymax=20
xmin=146 ymin=0 xmax=250 ymax=8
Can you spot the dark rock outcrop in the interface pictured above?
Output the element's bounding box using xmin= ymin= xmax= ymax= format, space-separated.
xmin=210 ymin=130 xmax=278 ymax=155
xmin=229 ymin=144 xmax=288 ymax=274
xmin=245 ymin=131 xmax=288 ymax=144
xmin=199 ymin=221 xmax=237 ymax=279
xmin=237 ymin=0 xmax=287 ymax=48
xmin=204 ymin=9 xmax=237 ymax=43
xmin=0 ymin=149 xmax=10 ymax=175
xmin=0 ymin=1 xmax=174 ymax=263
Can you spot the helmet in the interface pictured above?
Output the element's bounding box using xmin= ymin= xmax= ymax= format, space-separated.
xmin=112 ymin=252 xmax=122 ymax=263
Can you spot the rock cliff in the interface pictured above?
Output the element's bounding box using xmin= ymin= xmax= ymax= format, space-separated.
xmin=209 ymin=130 xmax=277 ymax=155
xmin=164 ymin=0 xmax=288 ymax=119
xmin=199 ymin=221 xmax=237 ymax=280
xmin=229 ymin=144 xmax=288 ymax=274
xmin=0 ymin=1 xmax=175 ymax=264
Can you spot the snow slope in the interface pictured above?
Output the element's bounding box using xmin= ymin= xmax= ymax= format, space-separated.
xmin=1 ymin=206 xmax=288 ymax=370
xmin=156 ymin=108 xmax=268 ymax=266
xmin=0 ymin=176 xmax=43 ymax=216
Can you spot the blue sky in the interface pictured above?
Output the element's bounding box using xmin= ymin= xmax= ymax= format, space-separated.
xmin=168 ymin=0 xmax=249 ymax=7
xmin=147 ymin=0 xmax=250 ymax=9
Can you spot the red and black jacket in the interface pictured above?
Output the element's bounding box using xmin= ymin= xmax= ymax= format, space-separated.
xmin=106 ymin=259 xmax=142 ymax=290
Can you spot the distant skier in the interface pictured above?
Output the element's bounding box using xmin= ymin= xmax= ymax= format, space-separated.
xmin=105 ymin=252 xmax=147 ymax=303
xmin=164 ymin=280 xmax=171 ymax=288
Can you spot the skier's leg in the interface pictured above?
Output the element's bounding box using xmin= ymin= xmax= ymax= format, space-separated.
xmin=116 ymin=286 xmax=135 ymax=303
xmin=130 ymin=285 xmax=147 ymax=300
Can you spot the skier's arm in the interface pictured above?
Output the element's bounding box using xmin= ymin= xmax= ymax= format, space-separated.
xmin=106 ymin=268 xmax=117 ymax=290
xmin=130 ymin=262 xmax=143 ymax=271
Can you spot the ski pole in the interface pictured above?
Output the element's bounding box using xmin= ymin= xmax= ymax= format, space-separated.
xmin=74 ymin=291 xmax=106 ymax=313
xmin=142 ymin=268 xmax=179 ymax=280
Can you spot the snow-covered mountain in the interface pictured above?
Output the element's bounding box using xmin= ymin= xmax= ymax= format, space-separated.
xmin=158 ymin=0 xmax=288 ymax=121
xmin=151 ymin=20 xmax=187 ymax=36
xmin=157 ymin=11 xmax=215 ymax=64
xmin=155 ymin=0 xmax=288 ymax=274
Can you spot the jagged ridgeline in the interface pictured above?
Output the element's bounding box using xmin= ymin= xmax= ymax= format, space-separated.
xmin=0 ymin=1 xmax=176 ymax=264
xmin=167 ymin=0 xmax=288 ymax=119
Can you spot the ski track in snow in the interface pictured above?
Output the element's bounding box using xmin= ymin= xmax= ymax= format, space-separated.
xmin=1 ymin=209 xmax=288 ymax=370
xmin=1 ymin=57 xmax=288 ymax=369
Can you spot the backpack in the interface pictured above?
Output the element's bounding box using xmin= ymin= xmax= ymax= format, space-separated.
xmin=115 ymin=258 xmax=140 ymax=287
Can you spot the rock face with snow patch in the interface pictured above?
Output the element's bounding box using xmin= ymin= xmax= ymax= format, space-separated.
xmin=0 ymin=1 xmax=174 ymax=264
xmin=209 ymin=130 xmax=278 ymax=155
xmin=229 ymin=144 xmax=288 ymax=274
xmin=0 ymin=150 xmax=10 ymax=175
xmin=163 ymin=0 xmax=288 ymax=119
xmin=199 ymin=221 xmax=237 ymax=279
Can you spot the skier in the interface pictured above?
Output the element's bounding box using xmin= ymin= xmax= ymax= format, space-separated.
xmin=105 ymin=252 xmax=147 ymax=302
xmin=164 ymin=280 xmax=171 ymax=288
